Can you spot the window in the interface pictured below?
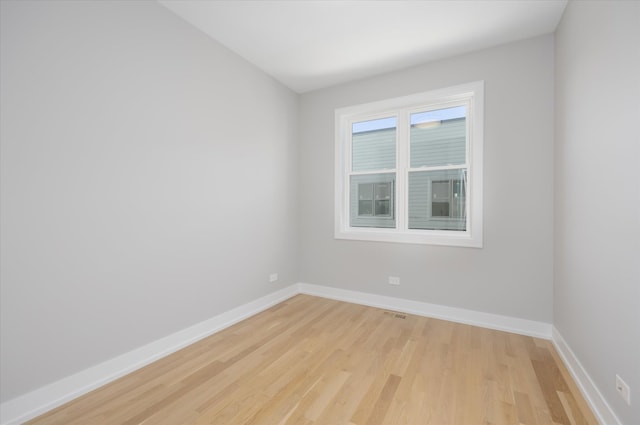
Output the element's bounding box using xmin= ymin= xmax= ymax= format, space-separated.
xmin=335 ymin=81 xmax=483 ymax=247
xmin=357 ymin=182 xmax=393 ymax=217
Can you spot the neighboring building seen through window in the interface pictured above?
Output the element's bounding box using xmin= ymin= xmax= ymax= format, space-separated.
xmin=431 ymin=179 xmax=466 ymax=218
xmin=407 ymin=107 xmax=467 ymax=231
xmin=350 ymin=116 xmax=396 ymax=228
xmin=357 ymin=182 xmax=393 ymax=217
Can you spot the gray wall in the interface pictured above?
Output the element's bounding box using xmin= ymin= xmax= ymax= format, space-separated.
xmin=298 ymin=35 xmax=555 ymax=322
xmin=555 ymin=2 xmax=640 ymax=424
xmin=4 ymin=3 xmax=636 ymax=423
xmin=0 ymin=1 xmax=298 ymax=403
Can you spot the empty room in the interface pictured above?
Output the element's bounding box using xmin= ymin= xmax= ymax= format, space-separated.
xmin=1 ymin=1 xmax=638 ymax=424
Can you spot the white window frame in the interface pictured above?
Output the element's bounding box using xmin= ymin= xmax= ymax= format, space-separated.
xmin=334 ymin=81 xmax=484 ymax=247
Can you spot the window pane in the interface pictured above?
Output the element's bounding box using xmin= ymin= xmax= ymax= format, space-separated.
xmin=408 ymin=169 xmax=466 ymax=231
xmin=410 ymin=106 xmax=466 ymax=168
xmin=451 ymin=179 xmax=466 ymax=218
xmin=375 ymin=182 xmax=390 ymax=200
xmin=432 ymin=202 xmax=450 ymax=217
xmin=358 ymin=183 xmax=373 ymax=200
xmin=350 ymin=173 xmax=395 ymax=228
xmin=358 ymin=200 xmax=373 ymax=215
xmin=352 ymin=117 xmax=396 ymax=172
xmin=432 ymin=180 xmax=451 ymax=200
xmin=374 ymin=182 xmax=391 ymax=216
xmin=357 ymin=183 xmax=373 ymax=216
xmin=375 ymin=199 xmax=390 ymax=216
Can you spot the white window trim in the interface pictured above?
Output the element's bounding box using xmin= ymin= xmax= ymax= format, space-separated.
xmin=334 ymin=81 xmax=484 ymax=248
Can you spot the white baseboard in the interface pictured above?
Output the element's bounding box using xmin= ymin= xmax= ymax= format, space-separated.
xmin=0 ymin=285 xmax=299 ymax=425
xmin=0 ymin=282 xmax=561 ymax=425
xmin=297 ymin=282 xmax=552 ymax=339
xmin=552 ymin=327 xmax=621 ymax=425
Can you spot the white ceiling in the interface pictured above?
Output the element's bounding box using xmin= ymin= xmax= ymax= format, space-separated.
xmin=158 ymin=0 xmax=567 ymax=93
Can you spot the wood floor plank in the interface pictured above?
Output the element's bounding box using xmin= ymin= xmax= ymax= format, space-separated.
xmin=546 ymin=341 xmax=599 ymax=425
xmin=25 ymin=295 xmax=599 ymax=425
xmin=365 ymin=374 xmax=401 ymax=425
xmin=514 ymin=391 xmax=538 ymax=425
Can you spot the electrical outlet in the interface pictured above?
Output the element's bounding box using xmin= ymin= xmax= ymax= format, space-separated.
xmin=616 ymin=374 xmax=631 ymax=405
xmin=269 ymin=273 xmax=278 ymax=283
xmin=388 ymin=276 xmax=400 ymax=286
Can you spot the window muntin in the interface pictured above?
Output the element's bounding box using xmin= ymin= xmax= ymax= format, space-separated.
xmin=335 ymin=82 xmax=483 ymax=247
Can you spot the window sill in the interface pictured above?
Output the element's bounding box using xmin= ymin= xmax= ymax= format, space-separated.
xmin=335 ymin=228 xmax=483 ymax=248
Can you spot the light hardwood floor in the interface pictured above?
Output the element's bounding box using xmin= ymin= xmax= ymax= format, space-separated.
xmin=27 ymin=295 xmax=598 ymax=425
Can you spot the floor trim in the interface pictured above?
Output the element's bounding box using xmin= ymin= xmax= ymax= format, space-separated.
xmin=4 ymin=283 xmax=614 ymax=425
xmin=552 ymin=326 xmax=621 ymax=425
xmin=0 ymin=285 xmax=299 ymax=425
xmin=298 ymin=282 xmax=552 ymax=339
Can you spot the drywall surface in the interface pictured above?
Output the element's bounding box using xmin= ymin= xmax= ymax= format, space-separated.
xmin=0 ymin=1 xmax=298 ymax=402
xmin=298 ymin=36 xmax=555 ymax=322
xmin=554 ymin=2 xmax=640 ymax=424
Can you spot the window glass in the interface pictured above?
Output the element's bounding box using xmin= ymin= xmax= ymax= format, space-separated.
xmin=410 ymin=106 xmax=466 ymax=168
xmin=375 ymin=183 xmax=391 ymax=216
xmin=350 ymin=174 xmax=395 ymax=228
xmin=352 ymin=117 xmax=396 ymax=172
xmin=408 ymin=169 xmax=467 ymax=231
xmin=357 ymin=183 xmax=373 ymax=215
